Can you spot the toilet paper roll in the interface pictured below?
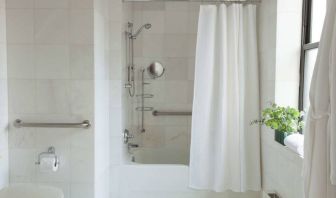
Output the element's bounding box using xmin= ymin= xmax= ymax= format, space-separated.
xmin=39 ymin=154 xmax=59 ymax=172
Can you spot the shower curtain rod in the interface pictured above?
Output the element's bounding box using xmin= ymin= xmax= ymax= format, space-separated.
xmin=123 ymin=0 xmax=260 ymax=3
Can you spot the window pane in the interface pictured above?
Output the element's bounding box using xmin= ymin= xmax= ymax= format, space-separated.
xmin=303 ymin=48 xmax=318 ymax=112
xmin=310 ymin=0 xmax=327 ymax=43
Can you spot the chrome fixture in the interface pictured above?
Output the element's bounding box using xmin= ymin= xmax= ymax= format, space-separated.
xmin=136 ymin=69 xmax=154 ymax=133
xmin=123 ymin=129 xmax=134 ymax=144
xmin=131 ymin=23 xmax=152 ymax=39
xmin=267 ymin=193 xmax=280 ymax=198
xmin=14 ymin=119 xmax=91 ymax=129
xmin=136 ymin=62 xmax=166 ymax=132
xmin=147 ymin=61 xmax=165 ymax=79
xmin=152 ymin=110 xmax=192 ymax=116
xmin=127 ymin=143 xmax=139 ymax=149
xmin=125 ymin=22 xmax=152 ymax=97
xmin=35 ymin=146 xmax=59 ymax=166
xmin=127 ymin=143 xmax=139 ymax=154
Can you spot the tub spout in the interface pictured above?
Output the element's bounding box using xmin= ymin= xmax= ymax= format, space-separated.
xmin=128 ymin=143 xmax=139 ymax=149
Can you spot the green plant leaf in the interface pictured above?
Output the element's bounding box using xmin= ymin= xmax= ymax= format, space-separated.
xmin=251 ymin=103 xmax=305 ymax=133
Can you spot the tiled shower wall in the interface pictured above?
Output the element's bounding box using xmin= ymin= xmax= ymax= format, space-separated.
xmin=127 ymin=2 xmax=199 ymax=164
xmin=6 ymin=1 xmax=95 ymax=198
xmin=0 ymin=0 xmax=8 ymax=189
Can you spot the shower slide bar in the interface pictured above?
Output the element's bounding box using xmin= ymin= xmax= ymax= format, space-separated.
xmin=13 ymin=119 xmax=91 ymax=129
xmin=152 ymin=110 xmax=192 ymax=116
xmin=136 ymin=107 xmax=154 ymax=111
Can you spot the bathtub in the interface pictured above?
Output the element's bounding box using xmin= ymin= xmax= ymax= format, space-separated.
xmin=0 ymin=184 xmax=64 ymax=198
xmin=130 ymin=147 xmax=189 ymax=165
xmin=120 ymin=148 xmax=261 ymax=198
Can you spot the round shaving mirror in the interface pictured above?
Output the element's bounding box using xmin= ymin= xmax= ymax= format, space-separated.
xmin=147 ymin=61 xmax=165 ymax=79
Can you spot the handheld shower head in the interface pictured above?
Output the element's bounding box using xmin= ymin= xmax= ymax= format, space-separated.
xmin=132 ymin=23 xmax=152 ymax=38
xmin=144 ymin=23 xmax=152 ymax=29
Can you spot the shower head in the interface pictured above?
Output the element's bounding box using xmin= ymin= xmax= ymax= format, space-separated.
xmin=132 ymin=23 xmax=152 ymax=38
xmin=144 ymin=23 xmax=152 ymax=29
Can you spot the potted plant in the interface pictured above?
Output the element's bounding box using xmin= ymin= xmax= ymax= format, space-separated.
xmin=251 ymin=103 xmax=304 ymax=145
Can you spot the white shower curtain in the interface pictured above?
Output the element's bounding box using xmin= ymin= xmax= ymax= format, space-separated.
xmin=303 ymin=0 xmax=336 ymax=197
xmin=189 ymin=4 xmax=261 ymax=192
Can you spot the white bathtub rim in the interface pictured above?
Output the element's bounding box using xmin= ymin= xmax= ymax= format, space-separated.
xmin=0 ymin=183 xmax=64 ymax=198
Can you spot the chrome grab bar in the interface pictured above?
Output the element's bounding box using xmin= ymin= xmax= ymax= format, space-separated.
xmin=152 ymin=110 xmax=192 ymax=116
xmin=14 ymin=119 xmax=91 ymax=129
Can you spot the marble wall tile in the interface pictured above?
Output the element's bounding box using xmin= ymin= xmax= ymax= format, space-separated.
xmin=6 ymin=1 xmax=95 ymax=196
xmin=70 ymin=45 xmax=94 ymax=80
xmin=70 ymin=0 xmax=93 ymax=9
xmin=6 ymin=9 xmax=34 ymax=44
xmin=0 ymin=3 xmax=8 ymax=189
xmin=8 ymin=79 xmax=36 ymax=114
xmin=70 ymin=80 xmax=94 ymax=116
xmin=7 ymin=45 xmax=35 ymax=79
xmin=70 ymin=147 xmax=94 ymax=183
xmin=35 ymin=45 xmax=70 ymax=79
xmin=9 ymin=148 xmax=36 ymax=182
xmin=6 ymin=0 xmax=34 ymax=8
xmin=70 ymin=182 xmax=94 ymax=198
xmin=70 ymin=9 xmax=94 ymax=44
xmin=36 ymin=80 xmax=71 ymax=114
xmin=0 ymin=9 xmax=6 ymax=42
xmin=34 ymin=0 xmax=69 ymax=9
xmin=164 ymin=11 xmax=189 ymax=34
xmin=142 ymin=11 xmax=165 ymax=34
xmin=34 ymin=9 xmax=69 ymax=44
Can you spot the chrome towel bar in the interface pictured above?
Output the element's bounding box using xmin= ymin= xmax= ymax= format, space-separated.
xmin=14 ymin=119 xmax=91 ymax=129
xmin=152 ymin=110 xmax=192 ymax=116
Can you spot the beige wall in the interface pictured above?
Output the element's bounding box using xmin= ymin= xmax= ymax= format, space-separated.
xmin=258 ymin=0 xmax=304 ymax=197
xmin=6 ymin=1 xmax=94 ymax=197
xmin=0 ymin=0 xmax=8 ymax=189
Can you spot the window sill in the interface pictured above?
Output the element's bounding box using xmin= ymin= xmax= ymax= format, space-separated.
xmin=274 ymin=140 xmax=304 ymax=162
xmin=262 ymin=130 xmax=304 ymax=162
xmin=283 ymin=145 xmax=304 ymax=159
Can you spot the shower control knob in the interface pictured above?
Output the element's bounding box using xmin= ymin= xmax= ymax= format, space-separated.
xmin=123 ymin=129 xmax=134 ymax=144
xmin=124 ymin=83 xmax=132 ymax=88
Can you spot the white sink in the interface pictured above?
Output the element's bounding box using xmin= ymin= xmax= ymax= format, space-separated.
xmin=0 ymin=184 xmax=64 ymax=198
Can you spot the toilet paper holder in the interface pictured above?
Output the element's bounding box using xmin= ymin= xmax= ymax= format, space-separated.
xmin=35 ymin=146 xmax=59 ymax=166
